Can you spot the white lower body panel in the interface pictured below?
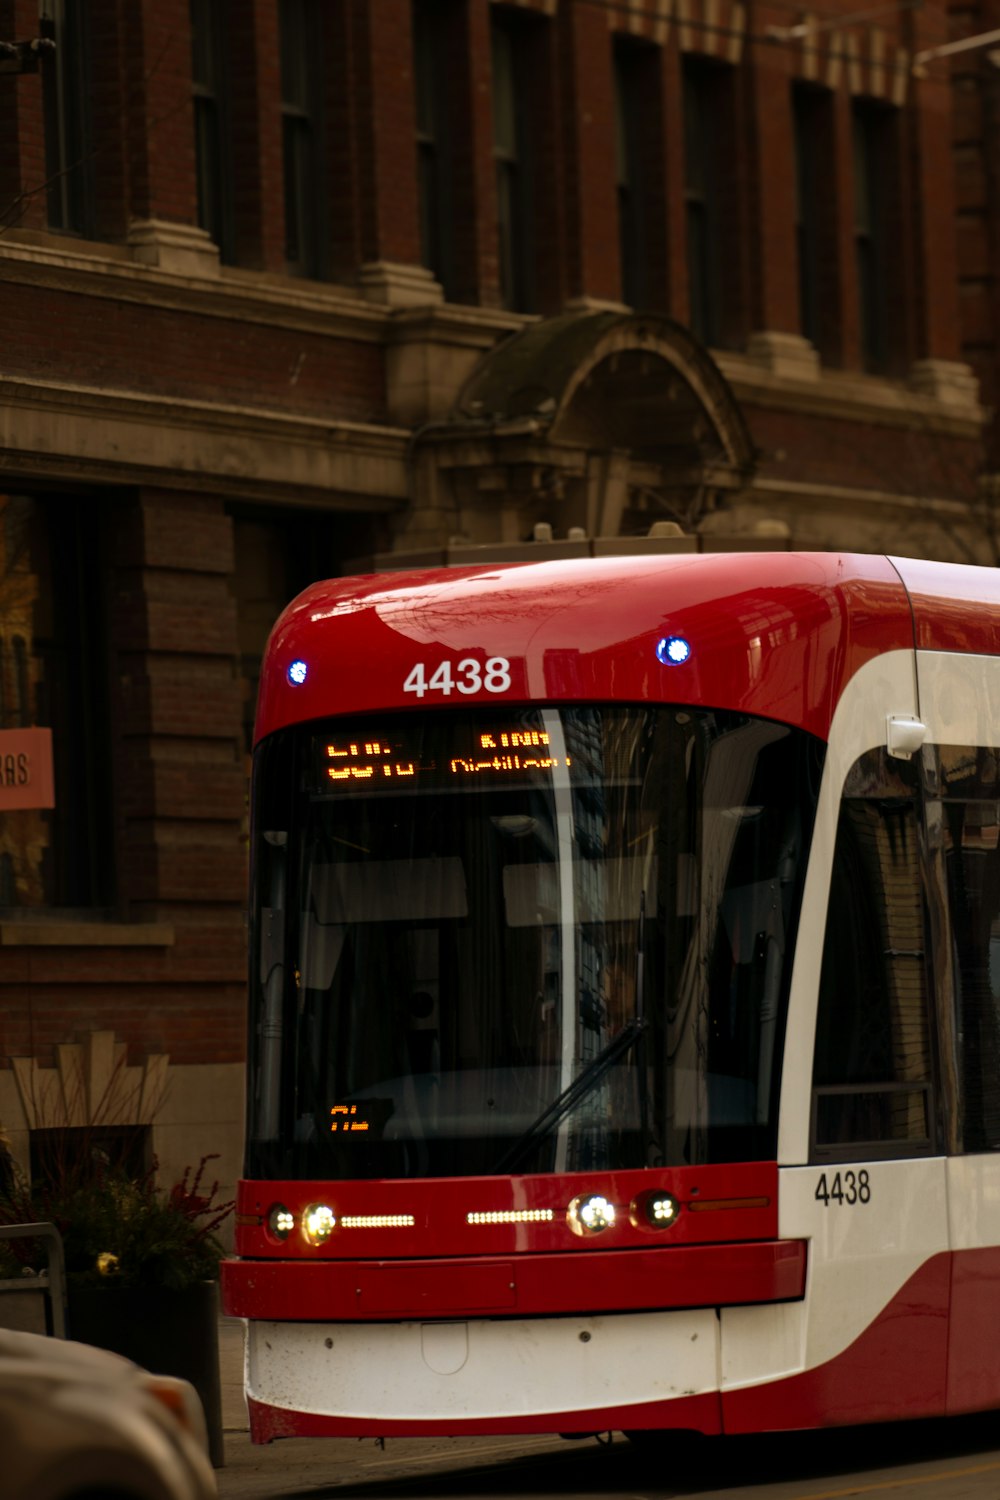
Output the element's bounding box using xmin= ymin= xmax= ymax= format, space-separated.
xmin=247 ymin=1308 xmax=720 ymax=1422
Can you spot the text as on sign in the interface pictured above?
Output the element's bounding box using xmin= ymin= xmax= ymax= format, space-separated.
xmin=0 ymin=728 xmax=55 ymax=810
xmin=452 ymin=730 xmax=572 ymax=776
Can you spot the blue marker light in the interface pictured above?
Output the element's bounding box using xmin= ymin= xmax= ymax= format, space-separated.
xmin=656 ymin=635 xmax=692 ymax=666
xmin=288 ymin=659 xmax=308 ymax=686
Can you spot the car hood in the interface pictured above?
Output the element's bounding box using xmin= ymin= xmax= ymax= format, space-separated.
xmin=0 ymin=1327 xmax=140 ymax=1384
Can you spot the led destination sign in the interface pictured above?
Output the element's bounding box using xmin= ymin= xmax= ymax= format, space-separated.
xmin=456 ymin=729 xmax=571 ymax=778
xmin=316 ymin=725 xmax=573 ymax=792
xmin=325 ymin=739 xmax=416 ymax=781
xmin=330 ymin=1104 xmax=370 ymax=1133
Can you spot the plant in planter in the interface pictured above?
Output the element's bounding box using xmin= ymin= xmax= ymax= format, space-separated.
xmin=0 ymin=1153 xmax=232 ymax=1288
xmin=0 ymin=1152 xmax=233 ymax=1467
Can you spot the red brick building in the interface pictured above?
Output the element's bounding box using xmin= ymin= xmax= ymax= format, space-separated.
xmin=0 ymin=0 xmax=990 ymax=1207
xmin=949 ymin=0 xmax=1000 ymax=478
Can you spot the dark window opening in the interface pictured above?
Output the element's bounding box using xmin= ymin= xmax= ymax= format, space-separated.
xmin=793 ymin=83 xmax=824 ymax=350
xmin=614 ymin=37 xmax=650 ymax=311
xmin=191 ymin=0 xmax=235 ymax=263
xmin=491 ymin=7 xmax=536 ymax=312
xmin=852 ymin=99 xmax=894 ymax=372
xmin=40 ymin=0 xmax=94 ymax=236
xmin=413 ymin=0 xmax=456 ymax=299
xmin=0 ymin=494 xmax=114 ymax=911
xmin=813 ymin=749 xmax=934 ymax=1160
xmin=280 ymin=0 xmax=325 ymax=278
xmin=683 ymin=56 xmax=735 ymax=347
xmin=228 ymin=508 xmax=384 ymax=761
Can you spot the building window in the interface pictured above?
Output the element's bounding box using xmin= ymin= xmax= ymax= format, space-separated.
xmin=614 ymin=38 xmax=649 ymax=311
xmin=852 ymin=100 xmax=892 ymax=371
xmin=683 ymin=57 xmax=724 ymax=347
xmin=39 ymin=0 xmax=94 ymax=236
xmin=0 ymin=495 xmax=113 ymax=911
xmin=229 ymin=509 xmax=382 ymax=760
xmin=413 ymin=0 xmax=455 ymax=298
xmin=280 ymin=0 xmax=325 ymax=279
xmin=190 ymin=0 xmax=235 ymax=263
xmin=491 ymin=7 xmax=534 ymax=312
xmin=793 ymin=84 xmax=824 ymax=349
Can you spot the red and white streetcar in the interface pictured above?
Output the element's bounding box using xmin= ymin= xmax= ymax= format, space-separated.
xmin=221 ymin=550 xmax=1000 ymax=1440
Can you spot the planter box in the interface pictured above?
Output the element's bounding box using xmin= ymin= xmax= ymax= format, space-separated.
xmin=0 ymin=1279 xmax=49 ymax=1335
xmin=67 ymin=1279 xmax=224 ymax=1467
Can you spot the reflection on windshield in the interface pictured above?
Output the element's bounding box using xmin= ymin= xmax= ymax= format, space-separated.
xmin=247 ymin=706 xmax=823 ymax=1179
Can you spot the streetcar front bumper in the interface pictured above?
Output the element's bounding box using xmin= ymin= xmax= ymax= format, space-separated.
xmin=223 ymin=1242 xmax=806 ymax=1441
xmin=244 ymin=1308 xmax=725 ymax=1439
xmin=222 ymin=1240 xmax=805 ymax=1323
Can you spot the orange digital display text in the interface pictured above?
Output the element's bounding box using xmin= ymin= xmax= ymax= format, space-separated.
xmin=451 ymin=730 xmax=572 ymax=777
xmin=326 ymin=740 xmax=415 ymax=781
xmin=330 ymin=1104 xmax=370 ymax=1134
xmin=323 ymin=729 xmax=571 ymax=784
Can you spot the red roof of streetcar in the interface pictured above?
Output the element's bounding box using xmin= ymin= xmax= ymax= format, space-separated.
xmin=255 ymin=551 xmax=1000 ymax=746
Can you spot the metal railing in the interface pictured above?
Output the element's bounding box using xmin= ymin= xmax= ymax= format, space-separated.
xmin=0 ymin=1222 xmax=67 ymax=1338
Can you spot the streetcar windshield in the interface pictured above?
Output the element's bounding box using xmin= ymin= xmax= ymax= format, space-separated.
xmin=246 ymin=706 xmax=823 ymax=1179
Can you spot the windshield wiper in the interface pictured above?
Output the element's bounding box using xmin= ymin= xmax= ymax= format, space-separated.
xmin=493 ymin=1015 xmax=649 ymax=1174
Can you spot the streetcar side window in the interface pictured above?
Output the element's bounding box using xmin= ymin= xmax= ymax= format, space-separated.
xmin=935 ymin=746 xmax=1000 ymax=1153
xmin=811 ymin=749 xmax=934 ymax=1161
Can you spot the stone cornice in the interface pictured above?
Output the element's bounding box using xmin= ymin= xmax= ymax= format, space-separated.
xmin=2 ymin=232 xmax=982 ymax=446
xmin=388 ymin=301 xmax=529 ymax=350
xmin=0 ymin=371 xmax=404 ymax=441
xmin=0 ymin=230 xmax=529 ymax=353
xmin=0 ymin=374 xmax=410 ymax=505
xmin=0 ymin=229 xmax=391 ymax=342
xmin=716 ymin=350 xmax=987 ymax=439
xmin=753 ymin=475 xmax=980 ymax=518
xmin=0 ymin=921 xmax=174 ymax=946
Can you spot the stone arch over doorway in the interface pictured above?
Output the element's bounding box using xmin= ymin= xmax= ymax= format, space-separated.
xmin=428 ymin=311 xmax=756 ymax=545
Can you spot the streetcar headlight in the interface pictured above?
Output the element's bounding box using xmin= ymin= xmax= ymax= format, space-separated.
xmin=267 ymin=1204 xmax=295 ymax=1240
xmin=567 ymin=1193 xmax=617 ymax=1236
xmin=302 ymin=1203 xmax=336 ymax=1245
xmin=287 ymin=659 xmax=308 ymax=685
xmin=632 ymin=1191 xmax=680 ymax=1230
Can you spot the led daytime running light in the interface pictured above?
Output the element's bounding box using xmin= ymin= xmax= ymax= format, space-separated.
xmin=467 ymin=1209 xmax=555 ymax=1225
xmin=341 ymin=1215 xmax=415 ymax=1228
